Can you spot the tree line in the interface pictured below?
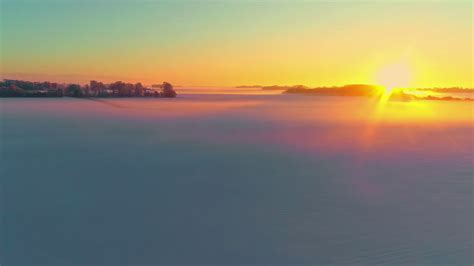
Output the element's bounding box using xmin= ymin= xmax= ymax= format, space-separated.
xmin=0 ymin=80 xmax=177 ymax=98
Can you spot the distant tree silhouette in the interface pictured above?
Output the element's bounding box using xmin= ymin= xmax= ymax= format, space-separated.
xmin=66 ymin=84 xmax=82 ymax=97
xmin=109 ymin=81 xmax=124 ymax=96
xmin=90 ymin=80 xmax=106 ymax=96
xmin=161 ymin=82 xmax=177 ymax=98
xmin=55 ymin=88 xmax=64 ymax=97
xmin=0 ymin=79 xmax=182 ymax=98
xmin=134 ymin=83 xmax=144 ymax=97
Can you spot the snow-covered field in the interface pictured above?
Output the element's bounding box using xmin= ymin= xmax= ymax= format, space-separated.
xmin=1 ymin=92 xmax=472 ymax=265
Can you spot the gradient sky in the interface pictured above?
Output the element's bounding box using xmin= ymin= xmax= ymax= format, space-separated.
xmin=1 ymin=0 xmax=472 ymax=87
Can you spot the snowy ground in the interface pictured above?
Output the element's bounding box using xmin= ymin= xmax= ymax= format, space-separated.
xmin=1 ymin=92 xmax=472 ymax=265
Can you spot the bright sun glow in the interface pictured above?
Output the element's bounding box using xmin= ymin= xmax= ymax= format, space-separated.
xmin=375 ymin=61 xmax=412 ymax=93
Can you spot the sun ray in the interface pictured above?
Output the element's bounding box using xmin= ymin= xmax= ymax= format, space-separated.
xmin=360 ymin=59 xmax=414 ymax=151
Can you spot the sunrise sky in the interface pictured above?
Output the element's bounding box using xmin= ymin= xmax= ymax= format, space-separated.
xmin=1 ymin=0 xmax=472 ymax=87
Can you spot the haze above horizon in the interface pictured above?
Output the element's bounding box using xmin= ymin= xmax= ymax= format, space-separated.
xmin=1 ymin=0 xmax=472 ymax=87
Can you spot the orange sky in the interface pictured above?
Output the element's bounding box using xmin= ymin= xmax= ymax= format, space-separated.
xmin=1 ymin=1 xmax=472 ymax=87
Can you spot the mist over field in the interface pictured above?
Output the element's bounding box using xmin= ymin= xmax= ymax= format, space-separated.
xmin=1 ymin=90 xmax=472 ymax=265
xmin=2 ymin=0 xmax=473 ymax=264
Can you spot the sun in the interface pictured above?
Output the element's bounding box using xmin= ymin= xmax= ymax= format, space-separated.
xmin=375 ymin=61 xmax=412 ymax=93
